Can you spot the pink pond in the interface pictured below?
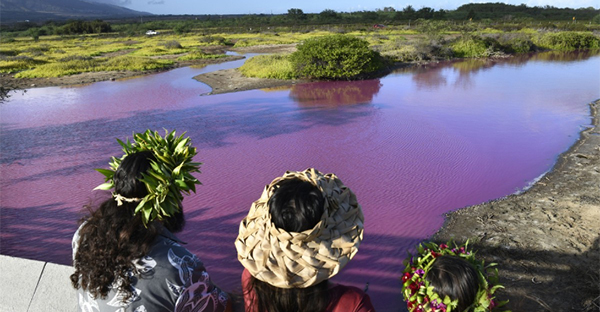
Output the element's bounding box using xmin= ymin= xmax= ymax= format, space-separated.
xmin=1 ymin=51 xmax=599 ymax=311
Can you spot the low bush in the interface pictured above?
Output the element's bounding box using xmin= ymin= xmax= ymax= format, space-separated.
xmin=162 ymin=40 xmax=183 ymax=49
xmin=290 ymin=34 xmax=384 ymax=80
xmin=177 ymin=51 xmax=227 ymax=61
xmin=101 ymin=56 xmax=173 ymax=71
xmin=536 ymin=32 xmax=600 ymax=51
xmin=198 ymin=36 xmax=232 ymax=46
xmin=450 ymin=35 xmax=501 ymax=58
xmin=239 ymin=54 xmax=296 ymax=79
xmin=497 ymin=33 xmax=535 ymax=53
xmin=378 ymin=36 xmax=452 ymax=62
xmin=15 ymin=58 xmax=98 ymax=77
xmin=0 ymin=55 xmax=46 ymax=73
xmin=132 ymin=46 xmax=186 ymax=56
xmin=58 ymin=55 xmax=93 ymax=62
xmin=14 ymin=56 xmax=172 ymax=78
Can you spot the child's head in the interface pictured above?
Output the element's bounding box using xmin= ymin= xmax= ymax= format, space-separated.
xmin=401 ymin=241 xmax=505 ymax=312
xmin=426 ymin=256 xmax=480 ymax=311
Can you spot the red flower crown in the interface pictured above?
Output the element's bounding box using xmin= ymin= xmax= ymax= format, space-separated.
xmin=401 ymin=241 xmax=509 ymax=312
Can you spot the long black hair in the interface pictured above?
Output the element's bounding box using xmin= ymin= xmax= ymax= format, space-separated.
xmin=248 ymin=177 xmax=330 ymax=312
xmin=70 ymin=151 xmax=184 ymax=301
xmin=426 ymin=255 xmax=480 ymax=311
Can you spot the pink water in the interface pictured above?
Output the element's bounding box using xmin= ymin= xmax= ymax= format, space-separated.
xmin=1 ymin=51 xmax=599 ymax=311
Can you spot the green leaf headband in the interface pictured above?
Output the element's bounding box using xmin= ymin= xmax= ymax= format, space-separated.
xmin=94 ymin=129 xmax=202 ymax=226
xmin=401 ymin=241 xmax=509 ymax=312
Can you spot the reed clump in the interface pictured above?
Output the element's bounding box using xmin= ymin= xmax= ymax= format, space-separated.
xmin=177 ymin=50 xmax=227 ymax=61
xmin=238 ymin=54 xmax=296 ymax=79
xmin=14 ymin=56 xmax=172 ymax=78
xmin=535 ymin=31 xmax=600 ymax=50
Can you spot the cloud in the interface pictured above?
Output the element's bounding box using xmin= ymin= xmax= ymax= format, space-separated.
xmin=148 ymin=0 xmax=165 ymax=4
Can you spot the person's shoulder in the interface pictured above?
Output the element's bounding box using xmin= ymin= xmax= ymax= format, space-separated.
xmin=329 ymin=284 xmax=375 ymax=312
xmin=332 ymin=284 xmax=366 ymax=299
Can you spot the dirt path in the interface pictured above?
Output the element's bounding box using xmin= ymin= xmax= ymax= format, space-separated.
xmin=434 ymin=101 xmax=600 ymax=311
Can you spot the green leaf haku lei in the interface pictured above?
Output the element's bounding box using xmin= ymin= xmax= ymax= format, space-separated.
xmin=401 ymin=241 xmax=509 ymax=312
xmin=94 ymin=129 xmax=201 ymax=226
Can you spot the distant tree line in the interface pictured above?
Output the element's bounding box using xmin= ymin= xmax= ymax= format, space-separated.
xmin=2 ymin=19 xmax=112 ymax=37
xmin=1 ymin=3 xmax=598 ymax=37
xmin=135 ymin=4 xmax=598 ymax=32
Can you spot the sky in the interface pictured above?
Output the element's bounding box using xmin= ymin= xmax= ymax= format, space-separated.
xmin=90 ymin=0 xmax=599 ymax=15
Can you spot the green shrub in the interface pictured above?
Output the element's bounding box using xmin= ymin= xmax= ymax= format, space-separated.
xmin=162 ymin=40 xmax=183 ymax=49
xmin=0 ymin=55 xmax=46 ymax=73
xmin=451 ymin=35 xmax=501 ymax=58
xmin=198 ymin=36 xmax=231 ymax=46
xmin=177 ymin=51 xmax=227 ymax=61
xmin=14 ymin=56 xmax=172 ymax=78
xmin=537 ymin=32 xmax=600 ymax=51
xmin=101 ymin=56 xmax=173 ymax=71
xmin=497 ymin=33 xmax=534 ymax=53
xmin=239 ymin=54 xmax=296 ymax=79
xmin=15 ymin=58 xmax=98 ymax=77
xmin=290 ymin=34 xmax=383 ymax=79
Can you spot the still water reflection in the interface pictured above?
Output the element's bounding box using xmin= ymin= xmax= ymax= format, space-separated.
xmin=1 ymin=51 xmax=599 ymax=311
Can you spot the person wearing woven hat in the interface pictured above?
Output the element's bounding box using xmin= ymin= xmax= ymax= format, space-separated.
xmin=71 ymin=130 xmax=230 ymax=312
xmin=235 ymin=168 xmax=374 ymax=312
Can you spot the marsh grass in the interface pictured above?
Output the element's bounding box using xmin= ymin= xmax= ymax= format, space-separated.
xmin=239 ymin=54 xmax=296 ymax=79
xmin=15 ymin=58 xmax=99 ymax=77
xmin=2 ymin=27 xmax=598 ymax=79
xmin=0 ymin=55 xmax=47 ymax=73
xmin=536 ymin=31 xmax=600 ymax=50
xmin=450 ymin=34 xmax=506 ymax=58
xmin=15 ymin=56 xmax=173 ymax=78
xmin=177 ymin=50 xmax=227 ymax=61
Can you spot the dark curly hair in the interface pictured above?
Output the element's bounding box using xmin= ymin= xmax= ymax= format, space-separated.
xmin=70 ymin=151 xmax=183 ymax=301
xmin=248 ymin=178 xmax=330 ymax=312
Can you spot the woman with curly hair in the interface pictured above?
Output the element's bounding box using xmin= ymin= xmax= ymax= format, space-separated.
xmin=235 ymin=168 xmax=374 ymax=312
xmin=71 ymin=131 xmax=230 ymax=312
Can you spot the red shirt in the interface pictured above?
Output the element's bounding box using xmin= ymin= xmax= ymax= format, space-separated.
xmin=242 ymin=269 xmax=375 ymax=312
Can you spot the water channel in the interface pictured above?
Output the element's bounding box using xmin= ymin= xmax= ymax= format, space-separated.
xmin=1 ymin=51 xmax=599 ymax=310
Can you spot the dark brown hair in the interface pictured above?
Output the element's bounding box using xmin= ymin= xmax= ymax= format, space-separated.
xmin=426 ymin=255 xmax=480 ymax=311
xmin=70 ymin=151 xmax=181 ymax=301
xmin=248 ymin=178 xmax=330 ymax=312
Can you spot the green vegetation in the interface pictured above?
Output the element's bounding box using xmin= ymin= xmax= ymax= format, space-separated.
xmin=536 ymin=31 xmax=600 ymax=50
xmin=239 ymin=54 xmax=295 ymax=79
xmin=14 ymin=56 xmax=173 ymax=78
xmin=451 ymin=35 xmax=500 ymax=58
xmin=1 ymin=3 xmax=599 ymax=80
xmin=290 ymin=35 xmax=384 ymax=79
xmin=178 ymin=50 xmax=227 ymax=61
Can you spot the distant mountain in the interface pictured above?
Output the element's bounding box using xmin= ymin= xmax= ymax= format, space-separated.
xmin=0 ymin=0 xmax=152 ymax=22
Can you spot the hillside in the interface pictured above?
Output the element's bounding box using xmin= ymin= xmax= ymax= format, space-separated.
xmin=0 ymin=0 xmax=151 ymax=22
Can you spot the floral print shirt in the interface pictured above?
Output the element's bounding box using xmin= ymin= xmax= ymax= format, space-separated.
xmin=72 ymin=224 xmax=229 ymax=312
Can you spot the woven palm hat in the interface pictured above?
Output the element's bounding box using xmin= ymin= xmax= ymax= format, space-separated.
xmin=235 ymin=168 xmax=364 ymax=288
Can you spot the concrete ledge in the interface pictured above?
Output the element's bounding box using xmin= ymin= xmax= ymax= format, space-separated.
xmin=0 ymin=255 xmax=76 ymax=312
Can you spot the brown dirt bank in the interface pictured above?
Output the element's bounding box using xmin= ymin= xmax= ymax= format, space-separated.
xmin=192 ymin=68 xmax=306 ymax=95
xmin=433 ymin=101 xmax=600 ymax=311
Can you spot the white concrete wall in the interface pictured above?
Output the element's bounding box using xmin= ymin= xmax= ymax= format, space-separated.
xmin=0 ymin=255 xmax=77 ymax=312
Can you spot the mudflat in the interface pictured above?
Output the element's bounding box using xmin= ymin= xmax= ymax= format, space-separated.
xmin=1 ymin=44 xmax=598 ymax=311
